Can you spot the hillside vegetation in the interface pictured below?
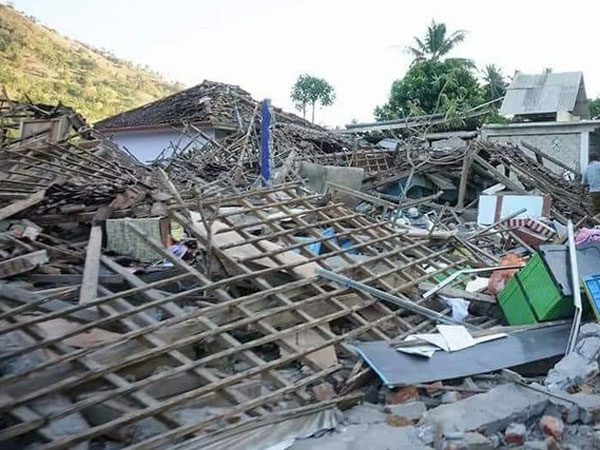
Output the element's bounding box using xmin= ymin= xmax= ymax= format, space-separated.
xmin=0 ymin=4 xmax=182 ymax=122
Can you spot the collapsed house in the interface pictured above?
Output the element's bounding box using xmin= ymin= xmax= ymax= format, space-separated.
xmin=95 ymin=80 xmax=352 ymax=165
xmin=2 ymin=88 xmax=600 ymax=450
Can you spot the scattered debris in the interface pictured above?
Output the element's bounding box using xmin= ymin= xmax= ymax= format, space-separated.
xmin=3 ymin=90 xmax=600 ymax=450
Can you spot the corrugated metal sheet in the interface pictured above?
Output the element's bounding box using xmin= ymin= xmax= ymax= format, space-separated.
xmin=500 ymin=72 xmax=584 ymax=116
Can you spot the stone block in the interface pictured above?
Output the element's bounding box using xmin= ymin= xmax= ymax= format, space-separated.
xmin=505 ymin=422 xmax=527 ymax=445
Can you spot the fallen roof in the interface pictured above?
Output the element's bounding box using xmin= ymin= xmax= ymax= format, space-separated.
xmin=500 ymin=71 xmax=589 ymax=117
xmin=95 ymin=80 xmax=323 ymax=132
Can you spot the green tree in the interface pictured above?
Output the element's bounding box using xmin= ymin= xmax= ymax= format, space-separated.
xmin=374 ymin=59 xmax=484 ymax=122
xmin=290 ymin=74 xmax=336 ymax=123
xmin=482 ymin=64 xmax=508 ymax=103
xmin=406 ymin=20 xmax=467 ymax=63
xmin=590 ymin=97 xmax=600 ymax=119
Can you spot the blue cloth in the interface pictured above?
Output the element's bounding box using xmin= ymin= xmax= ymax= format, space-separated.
xmin=260 ymin=99 xmax=271 ymax=187
xmin=583 ymin=161 xmax=600 ymax=192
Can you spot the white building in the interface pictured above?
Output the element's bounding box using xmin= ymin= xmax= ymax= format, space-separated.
xmin=95 ymin=81 xmax=245 ymax=163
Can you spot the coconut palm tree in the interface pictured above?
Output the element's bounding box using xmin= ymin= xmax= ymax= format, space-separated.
xmin=482 ymin=64 xmax=508 ymax=102
xmin=406 ymin=20 xmax=467 ymax=63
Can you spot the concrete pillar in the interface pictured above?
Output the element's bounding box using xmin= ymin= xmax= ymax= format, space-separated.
xmin=581 ymin=130 xmax=590 ymax=172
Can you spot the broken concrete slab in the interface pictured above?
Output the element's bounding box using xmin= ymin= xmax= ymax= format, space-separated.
xmin=562 ymin=424 xmax=600 ymax=450
xmin=174 ymin=407 xmax=343 ymax=450
xmin=564 ymin=393 xmax=600 ymax=424
xmin=463 ymin=431 xmax=494 ymax=449
xmin=423 ymin=383 xmax=549 ymax=435
xmin=288 ymin=423 xmax=433 ymax=450
xmin=524 ymin=441 xmax=547 ymax=450
xmin=343 ymin=403 xmax=387 ymax=425
xmin=544 ymin=323 xmax=600 ymax=392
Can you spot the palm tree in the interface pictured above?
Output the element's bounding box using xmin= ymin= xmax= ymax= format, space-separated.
xmin=406 ymin=20 xmax=467 ymax=63
xmin=482 ymin=64 xmax=508 ymax=102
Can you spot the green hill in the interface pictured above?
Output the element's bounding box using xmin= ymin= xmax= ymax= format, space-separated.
xmin=0 ymin=4 xmax=183 ymax=122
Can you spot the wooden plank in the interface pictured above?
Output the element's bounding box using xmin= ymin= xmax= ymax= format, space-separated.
xmin=78 ymin=226 xmax=102 ymax=305
xmin=326 ymin=181 xmax=398 ymax=210
xmin=0 ymin=283 xmax=98 ymax=323
xmin=33 ymin=209 xmax=132 ymax=225
xmin=0 ymin=250 xmax=48 ymax=279
xmin=27 ymin=273 xmax=123 ymax=285
xmin=456 ymin=147 xmax=477 ymax=208
xmin=0 ymin=189 xmax=45 ymax=220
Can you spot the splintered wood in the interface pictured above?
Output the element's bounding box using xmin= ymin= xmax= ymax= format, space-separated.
xmin=1 ymin=91 xmax=592 ymax=449
xmin=0 ymin=99 xmax=150 ymax=222
xmin=0 ymin=184 xmax=490 ymax=449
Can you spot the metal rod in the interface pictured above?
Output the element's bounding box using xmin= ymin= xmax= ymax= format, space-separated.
xmin=316 ymin=268 xmax=461 ymax=326
xmin=566 ymin=220 xmax=582 ymax=354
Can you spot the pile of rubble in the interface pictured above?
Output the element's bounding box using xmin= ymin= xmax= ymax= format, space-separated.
xmin=2 ymin=94 xmax=600 ymax=450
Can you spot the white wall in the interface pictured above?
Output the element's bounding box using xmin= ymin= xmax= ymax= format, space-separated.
xmin=108 ymin=127 xmax=215 ymax=163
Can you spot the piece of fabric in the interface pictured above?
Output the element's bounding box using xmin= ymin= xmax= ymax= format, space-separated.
xmin=583 ymin=161 xmax=600 ymax=192
xmin=576 ymin=227 xmax=600 ymax=245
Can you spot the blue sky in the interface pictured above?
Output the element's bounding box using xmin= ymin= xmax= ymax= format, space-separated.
xmin=8 ymin=0 xmax=600 ymax=126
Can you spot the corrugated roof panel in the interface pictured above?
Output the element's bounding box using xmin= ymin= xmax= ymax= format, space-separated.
xmin=500 ymin=72 xmax=584 ymax=116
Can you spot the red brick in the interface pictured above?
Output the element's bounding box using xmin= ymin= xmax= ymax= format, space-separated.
xmin=539 ymin=415 xmax=564 ymax=441
xmin=387 ymin=386 xmax=419 ymax=404
xmin=505 ymin=422 xmax=526 ymax=445
xmin=385 ymin=415 xmax=412 ymax=427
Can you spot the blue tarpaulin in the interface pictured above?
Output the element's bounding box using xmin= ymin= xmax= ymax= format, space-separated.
xmin=292 ymin=227 xmax=336 ymax=256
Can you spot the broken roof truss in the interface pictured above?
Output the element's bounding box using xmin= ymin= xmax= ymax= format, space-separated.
xmin=0 ymin=183 xmax=497 ymax=449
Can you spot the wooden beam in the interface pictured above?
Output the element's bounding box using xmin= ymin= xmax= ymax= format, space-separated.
xmin=78 ymin=226 xmax=102 ymax=305
xmin=520 ymin=140 xmax=578 ymax=175
xmin=0 ymin=189 xmax=45 ymax=221
xmin=0 ymin=250 xmax=48 ymax=279
xmin=326 ymin=182 xmax=398 ymax=210
xmin=472 ymin=154 xmax=527 ymax=194
xmin=457 ymin=147 xmax=478 ymax=208
xmin=0 ymin=283 xmax=98 ymax=323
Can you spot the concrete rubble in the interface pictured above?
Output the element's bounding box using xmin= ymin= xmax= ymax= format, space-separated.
xmin=545 ymin=323 xmax=600 ymax=392
xmin=1 ymin=86 xmax=600 ymax=450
